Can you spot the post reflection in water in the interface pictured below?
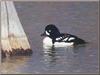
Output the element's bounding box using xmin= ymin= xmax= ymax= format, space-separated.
xmin=1 ymin=56 xmax=31 ymax=74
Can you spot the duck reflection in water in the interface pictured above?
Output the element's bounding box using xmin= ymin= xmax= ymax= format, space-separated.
xmin=43 ymin=46 xmax=57 ymax=67
xmin=42 ymin=45 xmax=75 ymax=67
xmin=42 ymin=44 xmax=86 ymax=70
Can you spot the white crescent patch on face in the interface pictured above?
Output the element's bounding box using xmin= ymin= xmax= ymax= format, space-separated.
xmin=45 ymin=31 xmax=50 ymax=36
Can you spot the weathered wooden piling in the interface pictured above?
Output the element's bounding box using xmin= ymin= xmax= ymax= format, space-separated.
xmin=1 ymin=1 xmax=32 ymax=58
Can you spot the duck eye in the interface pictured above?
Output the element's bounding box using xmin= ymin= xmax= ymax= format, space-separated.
xmin=48 ymin=30 xmax=51 ymax=32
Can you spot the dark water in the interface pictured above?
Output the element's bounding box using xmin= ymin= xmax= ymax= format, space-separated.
xmin=1 ymin=2 xmax=99 ymax=74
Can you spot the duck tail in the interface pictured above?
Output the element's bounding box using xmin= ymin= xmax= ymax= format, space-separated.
xmin=75 ymin=38 xmax=87 ymax=45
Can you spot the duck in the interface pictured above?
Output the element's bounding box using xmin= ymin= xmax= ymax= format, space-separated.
xmin=41 ymin=24 xmax=86 ymax=47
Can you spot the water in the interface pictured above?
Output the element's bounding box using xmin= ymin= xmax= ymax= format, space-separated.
xmin=1 ymin=2 xmax=99 ymax=74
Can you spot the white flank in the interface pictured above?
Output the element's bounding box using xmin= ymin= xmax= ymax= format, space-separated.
xmin=56 ymin=37 xmax=61 ymax=41
xmin=54 ymin=42 xmax=74 ymax=47
xmin=43 ymin=37 xmax=74 ymax=49
xmin=1 ymin=1 xmax=31 ymax=51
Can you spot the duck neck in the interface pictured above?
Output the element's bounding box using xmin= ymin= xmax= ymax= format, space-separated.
xmin=50 ymin=33 xmax=60 ymax=44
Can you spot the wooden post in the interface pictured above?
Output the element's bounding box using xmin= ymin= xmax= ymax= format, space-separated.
xmin=1 ymin=1 xmax=32 ymax=58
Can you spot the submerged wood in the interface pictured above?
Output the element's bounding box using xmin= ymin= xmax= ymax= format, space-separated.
xmin=1 ymin=48 xmax=32 ymax=58
xmin=1 ymin=1 xmax=32 ymax=58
